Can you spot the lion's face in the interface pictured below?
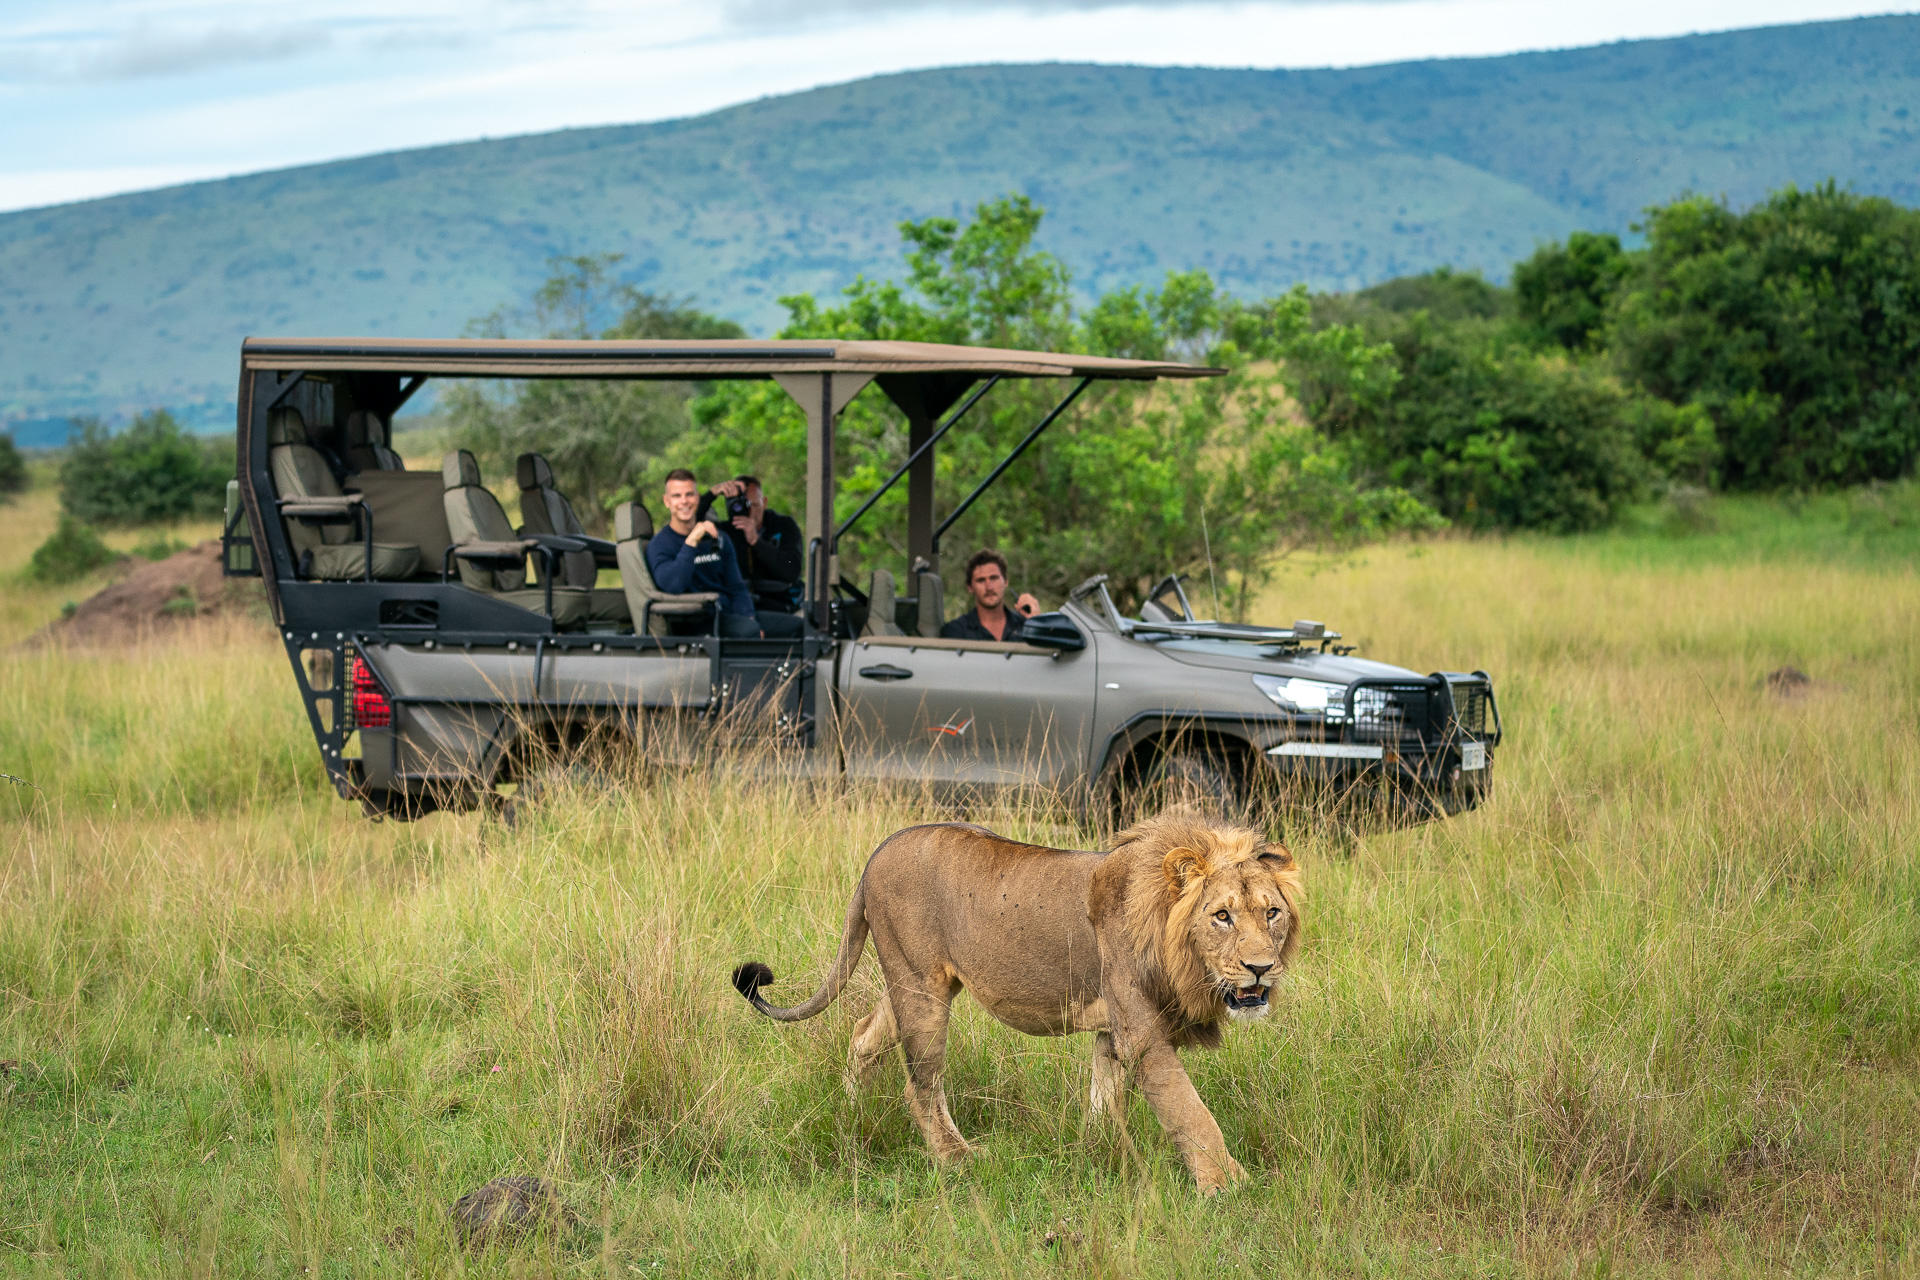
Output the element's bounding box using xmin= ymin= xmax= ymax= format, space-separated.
xmin=1164 ymin=842 xmax=1300 ymax=1022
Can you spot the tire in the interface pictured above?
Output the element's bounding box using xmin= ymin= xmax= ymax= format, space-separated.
xmin=1117 ymin=746 xmax=1243 ymax=827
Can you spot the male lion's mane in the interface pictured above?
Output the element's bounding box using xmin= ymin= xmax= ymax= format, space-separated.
xmin=1098 ymin=809 xmax=1304 ymax=1047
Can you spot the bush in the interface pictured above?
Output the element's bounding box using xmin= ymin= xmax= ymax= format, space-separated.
xmin=57 ymin=410 xmax=230 ymax=527
xmin=27 ymin=513 xmax=119 ymax=584
xmin=1513 ymin=230 xmax=1630 ymax=351
xmin=1300 ymin=314 xmax=1651 ymax=532
xmin=0 ymin=432 xmax=24 ymax=498
xmin=1609 ymin=184 xmax=1920 ymax=489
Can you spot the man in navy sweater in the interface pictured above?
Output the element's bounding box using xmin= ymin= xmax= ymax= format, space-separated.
xmin=646 ymin=469 xmax=803 ymax=638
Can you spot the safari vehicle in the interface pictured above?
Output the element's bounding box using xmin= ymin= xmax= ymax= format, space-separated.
xmin=225 ymin=337 xmax=1500 ymax=821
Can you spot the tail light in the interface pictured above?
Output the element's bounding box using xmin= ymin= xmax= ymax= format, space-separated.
xmin=349 ymin=655 xmax=392 ymax=729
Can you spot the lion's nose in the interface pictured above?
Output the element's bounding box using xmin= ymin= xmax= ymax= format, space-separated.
xmin=1245 ymin=962 xmax=1272 ymax=980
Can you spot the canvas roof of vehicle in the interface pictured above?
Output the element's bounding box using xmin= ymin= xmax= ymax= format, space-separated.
xmin=239 ymin=337 xmax=1224 ymax=381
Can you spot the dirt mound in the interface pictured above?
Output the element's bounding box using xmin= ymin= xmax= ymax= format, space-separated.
xmin=29 ymin=541 xmax=270 ymax=647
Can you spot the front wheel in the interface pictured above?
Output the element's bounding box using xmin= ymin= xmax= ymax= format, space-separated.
xmin=1114 ymin=746 xmax=1245 ymax=829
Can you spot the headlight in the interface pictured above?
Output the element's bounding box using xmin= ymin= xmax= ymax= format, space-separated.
xmin=1252 ymin=674 xmax=1347 ymax=716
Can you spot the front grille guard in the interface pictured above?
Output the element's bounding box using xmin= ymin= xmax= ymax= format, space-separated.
xmin=1340 ymin=672 xmax=1502 ymax=753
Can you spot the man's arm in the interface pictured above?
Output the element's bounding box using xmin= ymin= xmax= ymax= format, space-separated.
xmin=645 ymin=532 xmax=701 ymax=594
xmin=755 ymin=510 xmax=805 ymax=583
xmin=715 ymin=535 xmax=756 ymax=617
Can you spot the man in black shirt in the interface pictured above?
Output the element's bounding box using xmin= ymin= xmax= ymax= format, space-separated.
xmin=940 ymin=549 xmax=1040 ymax=642
xmin=649 ymin=469 xmax=803 ymax=639
xmin=698 ymin=475 xmax=803 ymax=614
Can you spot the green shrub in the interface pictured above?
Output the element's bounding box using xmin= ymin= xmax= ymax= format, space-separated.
xmin=1513 ymin=230 xmax=1630 ymax=352
xmin=1300 ymin=314 xmax=1651 ymax=532
xmin=1609 ymin=184 xmax=1920 ymax=489
xmin=0 ymin=432 xmax=24 ymax=498
xmin=131 ymin=534 xmax=188 ymax=562
xmin=27 ymin=514 xmax=119 ymax=584
xmin=57 ymin=410 xmax=230 ymax=527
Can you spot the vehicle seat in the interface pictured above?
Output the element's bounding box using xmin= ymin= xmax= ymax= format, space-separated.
xmin=515 ymin=453 xmax=595 ymax=585
xmin=269 ymin=407 xmax=419 ymax=581
xmin=344 ymin=410 xmax=404 ymax=471
xmin=914 ymin=570 xmax=945 ymax=638
xmin=613 ymin=500 xmax=720 ymax=636
xmin=514 ymin=452 xmax=629 ymax=625
xmin=862 ymin=569 xmax=904 ymax=637
xmin=440 ymin=450 xmax=592 ymax=627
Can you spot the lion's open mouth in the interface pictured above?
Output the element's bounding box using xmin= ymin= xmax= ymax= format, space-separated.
xmin=1222 ymin=985 xmax=1269 ymax=1013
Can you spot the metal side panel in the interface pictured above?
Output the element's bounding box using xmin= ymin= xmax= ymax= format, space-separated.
xmin=364 ymin=643 xmax=712 ymax=711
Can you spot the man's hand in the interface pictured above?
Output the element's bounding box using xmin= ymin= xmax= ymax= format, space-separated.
xmin=686 ymin=520 xmax=719 ymax=546
xmin=1014 ymin=592 xmax=1040 ymax=617
xmin=711 ymin=479 xmax=746 ymax=498
xmin=731 ymin=515 xmax=759 ymax=545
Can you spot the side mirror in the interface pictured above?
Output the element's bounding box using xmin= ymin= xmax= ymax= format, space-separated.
xmin=1022 ymin=611 xmax=1085 ymax=652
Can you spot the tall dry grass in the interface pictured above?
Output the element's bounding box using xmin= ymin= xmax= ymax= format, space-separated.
xmin=1 ymin=487 xmax=1917 ymax=1275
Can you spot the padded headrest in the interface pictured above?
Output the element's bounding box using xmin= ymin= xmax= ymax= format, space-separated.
xmin=441 ymin=449 xmax=484 ymax=490
xmin=515 ymin=453 xmax=554 ymax=491
xmin=266 ymin=406 xmax=308 ymax=447
xmin=614 ymin=501 xmax=654 ymax=542
xmin=344 ymin=410 xmax=386 ymax=448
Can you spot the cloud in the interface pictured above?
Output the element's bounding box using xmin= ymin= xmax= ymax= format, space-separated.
xmin=0 ymin=21 xmax=333 ymax=82
xmin=94 ymin=23 xmax=335 ymax=79
xmin=719 ymin=0 xmax=1386 ymax=20
xmin=0 ymin=7 xmax=491 ymax=84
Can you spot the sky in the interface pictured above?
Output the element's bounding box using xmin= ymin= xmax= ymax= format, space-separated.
xmin=3 ymin=0 xmax=1916 ymax=214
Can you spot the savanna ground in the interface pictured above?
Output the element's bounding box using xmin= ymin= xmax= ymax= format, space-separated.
xmin=2 ymin=470 xmax=1918 ymax=1277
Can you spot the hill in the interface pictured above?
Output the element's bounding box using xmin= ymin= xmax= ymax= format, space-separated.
xmin=3 ymin=14 xmax=1919 ymax=440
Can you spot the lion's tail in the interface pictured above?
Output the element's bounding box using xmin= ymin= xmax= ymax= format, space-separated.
xmin=730 ymin=879 xmax=870 ymax=1023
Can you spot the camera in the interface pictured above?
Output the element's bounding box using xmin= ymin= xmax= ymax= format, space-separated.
xmin=725 ymin=493 xmax=752 ymax=521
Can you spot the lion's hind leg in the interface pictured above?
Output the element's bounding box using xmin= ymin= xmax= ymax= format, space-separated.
xmin=891 ymin=980 xmax=973 ymax=1164
xmin=845 ymin=993 xmax=899 ymax=1099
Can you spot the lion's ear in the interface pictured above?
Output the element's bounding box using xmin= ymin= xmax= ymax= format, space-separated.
xmin=1258 ymin=846 xmax=1295 ymax=869
xmin=1162 ymin=846 xmax=1210 ymax=895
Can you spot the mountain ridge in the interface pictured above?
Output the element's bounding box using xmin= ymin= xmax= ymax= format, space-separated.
xmin=4 ymin=14 xmax=1919 ymax=441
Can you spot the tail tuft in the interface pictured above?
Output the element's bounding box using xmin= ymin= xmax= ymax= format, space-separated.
xmin=732 ymin=961 xmax=775 ymax=1002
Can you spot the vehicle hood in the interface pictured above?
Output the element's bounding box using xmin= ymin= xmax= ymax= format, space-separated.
xmin=1143 ymin=636 xmax=1425 ymax=683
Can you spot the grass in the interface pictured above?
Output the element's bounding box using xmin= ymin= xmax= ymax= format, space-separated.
xmin=1 ymin=478 xmax=1917 ymax=1275
xmin=0 ymin=481 xmax=223 ymax=648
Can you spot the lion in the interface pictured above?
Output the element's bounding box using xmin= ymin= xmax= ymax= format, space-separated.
xmin=730 ymin=809 xmax=1302 ymax=1193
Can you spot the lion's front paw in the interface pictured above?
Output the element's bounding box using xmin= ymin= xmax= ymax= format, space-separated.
xmin=930 ymin=1137 xmax=976 ymax=1165
xmin=1195 ymin=1153 xmax=1248 ymax=1195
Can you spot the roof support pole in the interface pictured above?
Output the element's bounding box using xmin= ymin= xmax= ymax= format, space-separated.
xmin=907 ymin=406 xmax=936 ymax=571
xmin=838 ymin=374 xmax=995 ymax=552
xmin=776 ymin=372 xmax=872 ymax=631
xmin=934 ymin=376 xmax=1092 ymax=554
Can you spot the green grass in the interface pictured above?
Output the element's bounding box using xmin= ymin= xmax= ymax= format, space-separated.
xmin=2 ymin=482 xmax=1918 ymax=1274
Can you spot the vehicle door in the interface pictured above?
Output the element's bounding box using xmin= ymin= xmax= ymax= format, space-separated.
xmin=838 ymin=635 xmax=1096 ymax=795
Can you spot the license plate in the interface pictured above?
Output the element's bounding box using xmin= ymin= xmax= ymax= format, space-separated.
xmin=1460 ymin=741 xmax=1487 ymax=771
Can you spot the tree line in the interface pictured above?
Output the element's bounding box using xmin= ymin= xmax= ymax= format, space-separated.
xmin=453 ymin=182 xmax=1918 ymax=612
xmin=11 ymin=181 xmax=1914 ymax=606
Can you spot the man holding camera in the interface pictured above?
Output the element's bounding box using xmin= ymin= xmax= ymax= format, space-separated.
xmin=941 ymin=549 xmax=1040 ymax=642
xmin=647 ymin=469 xmax=803 ymax=639
xmin=697 ymin=475 xmax=804 ymax=614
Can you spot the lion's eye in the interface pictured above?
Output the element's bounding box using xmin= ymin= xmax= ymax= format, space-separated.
xmin=1213 ymin=909 xmax=1231 ymax=924
xmin=1267 ymin=907 xmax=1280 ymax=921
